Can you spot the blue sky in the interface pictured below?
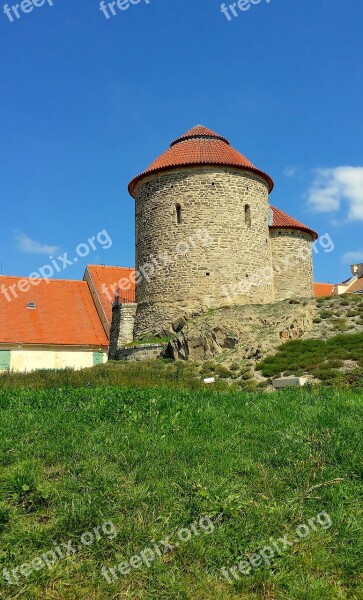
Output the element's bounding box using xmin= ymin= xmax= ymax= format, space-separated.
xmin=0 ymin=0 xmax=362 ymax=284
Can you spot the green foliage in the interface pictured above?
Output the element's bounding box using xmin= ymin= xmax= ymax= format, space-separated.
xmin=4 ymin=463 xmax=53 ymax=512
xmin=214 ymin=365 xmax=232 ymax=379
xmin=241 ymin=371 xmax=253 ymax=380
xmin=229 ymin=362 xmax=239 ymax=371
xmin=331 ymin=318 xmax=350 ymax=332
xmin=319 ymin=310 xmax=332 ymax=319
xmin=199 ymin=361 xmax=218 ymax=379
xmin=314 ymin=368 xmax=339 ymax=381
xmin=0 ymin=502 xmax=10 ymax=532
xmin=0 ymin=360 xmax=228 ymax=392
xmin=324 ymin=359 xmax=344 ymax=369
xmin=257 ymin=332 xmax=363 ymax=386
xmin=340 ymin=298 xmax=350 ymax=306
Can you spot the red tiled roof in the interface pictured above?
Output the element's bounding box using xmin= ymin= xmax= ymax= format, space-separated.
xmin=85 ymin=265 xmax=135 ymax=328
xmin=0 ymin=277 xmax=108 ymax=347
xmin=345 ymin=276 xmax=363 ymax=294
xmin=171 ymin=125 xmax=230 ymax=145
xmin=270 ymin=205 xmax=318 ymax=240
xmin=314 ymin=283 xmax=335 ymax=298
xmin=129 ymin=125 xmax=274 ymax=196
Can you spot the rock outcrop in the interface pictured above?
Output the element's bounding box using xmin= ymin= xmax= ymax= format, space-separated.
xmin=165 ymin=299 xmax=317 ymax=364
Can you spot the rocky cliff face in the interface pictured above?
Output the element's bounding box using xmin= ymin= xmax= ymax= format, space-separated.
xmin=165 ymin=299 xmax=316 ymax=364
xmin=165 ymin=296 xmax=363 ymax=366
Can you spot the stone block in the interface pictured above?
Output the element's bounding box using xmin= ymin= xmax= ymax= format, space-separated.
xmin=272 ymin=377 xmax=308 ymax=389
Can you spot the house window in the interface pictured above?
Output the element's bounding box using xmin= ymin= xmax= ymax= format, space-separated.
xmin=245 ymin=204 xmax=251 ymax=228
xmin=176 ymin=204 xmax=182 ymax=224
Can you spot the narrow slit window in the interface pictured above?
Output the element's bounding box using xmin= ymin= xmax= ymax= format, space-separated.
xmin=176 ymin=204 xmax=182 ymax=224
xmin=245 ymin=204 xmax=251 ymax=228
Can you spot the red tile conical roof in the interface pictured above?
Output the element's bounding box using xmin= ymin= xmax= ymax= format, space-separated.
xmin=128 ymin=125 xmax=274 ymax=196
xmin=170 ymin=125 xmax=230 ymax=145
xmin=269 ymin=205 xmax=318 ymax=240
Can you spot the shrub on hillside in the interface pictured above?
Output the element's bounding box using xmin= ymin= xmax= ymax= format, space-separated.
xmin=256 ymin=332 xmax=363 ymax=387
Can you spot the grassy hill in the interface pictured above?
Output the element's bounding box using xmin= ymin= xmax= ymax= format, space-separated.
xmin=256 ymin=331 xmax=363 ymax=386
xmin=0 ymin=383 xmax=362 ymax=599
xmin=1 ymin=331 xmax=363 ymax=393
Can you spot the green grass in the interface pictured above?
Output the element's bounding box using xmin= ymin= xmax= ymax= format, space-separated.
xmin=0 ymin=360 xmax=261 ymax=393
xmin=0 ymin=384 xmax=362 ymax=599
xmin=0 ymin=360 xmax=219 ymax=392
xmin=256 ymin=332 xmax=363 ymax=385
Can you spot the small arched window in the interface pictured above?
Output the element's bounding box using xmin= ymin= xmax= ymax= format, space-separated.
xmin=176 ymin=204 xmax=182 ymax=225
xmin=245 ymin=204 xmax=251 ymax=228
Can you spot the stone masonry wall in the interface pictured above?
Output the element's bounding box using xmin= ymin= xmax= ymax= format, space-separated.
xmin=270 ymin=229 xmax=314 ymax=300
xmin=133 ymin=166 xmax=275 ymax=337
xmin=109 ymin=303 xmax=137 ymax=359
xmin=117 ymin=344 xmax=165 ymax=362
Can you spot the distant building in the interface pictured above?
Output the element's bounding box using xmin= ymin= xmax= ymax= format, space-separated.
xmin=335 ymin=263 xmax=363 ymax=295
xmin=314 ymin=264 xmax=363 ymax=298
xmin=0 ymin=266 xmax=135 ymax=373
xmin=314 ymin=283 xmax=335 ymax=298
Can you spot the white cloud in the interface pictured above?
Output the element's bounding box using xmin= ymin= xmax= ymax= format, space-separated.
xmin=308 ymin=166 xmax=363 ymax=221
xmin=341 ymin=250 xmax=363 ymax=265
xmin=284 ymin=166 xmax=302 ymax=178
xmin=284 ymin=166 xmax=298 ymax=178
xmin=15 ymin=231 xmax=59 ymax=255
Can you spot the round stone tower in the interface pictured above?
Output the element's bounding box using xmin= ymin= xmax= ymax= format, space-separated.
xmin=128 ymin=125 xmax=275 ymax=337
xmin=269 ymin=205 xmax=318 ymax=301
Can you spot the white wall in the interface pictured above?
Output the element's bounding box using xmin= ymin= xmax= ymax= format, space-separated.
xmin=0 ymin=347 xmax=107 ymax=373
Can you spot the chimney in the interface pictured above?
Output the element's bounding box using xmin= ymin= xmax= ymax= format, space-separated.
xmin=351 ymin=263 xmax=363 ymax=277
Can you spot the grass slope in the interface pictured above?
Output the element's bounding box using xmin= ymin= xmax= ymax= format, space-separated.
xmin=0 ymin=385 xmax=362 ymax=599
xmin=257 ymin=332 xmax=363 ymax=385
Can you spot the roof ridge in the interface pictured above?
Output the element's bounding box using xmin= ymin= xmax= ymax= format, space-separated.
xmin=87 ymin=264 xmax=134 ymax=270
xmin=0 ymin=275 xmax=89 ymax=284
xmin=85 ymin=266 xmax=111 ymax=331
xmin=170 ymin=125 xmax=230 ymax=147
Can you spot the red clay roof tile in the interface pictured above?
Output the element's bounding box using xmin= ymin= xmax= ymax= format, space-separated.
xmin=171 ymin=125 xmax=230 ymax=145
xmin=270 ymin=205 xmax=318 ymax=240
xmin=86 ymin=265 xmax=135 ymax=328
xmin=0 ymin=277 xmax=108 ymax=347
xmin=129 ymin=125 xmax=274 ymax=196
xmin=345 ymin=276 xmax=363 ymax=293
xmin=314 ymin=283 xmax=335 ymax=297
